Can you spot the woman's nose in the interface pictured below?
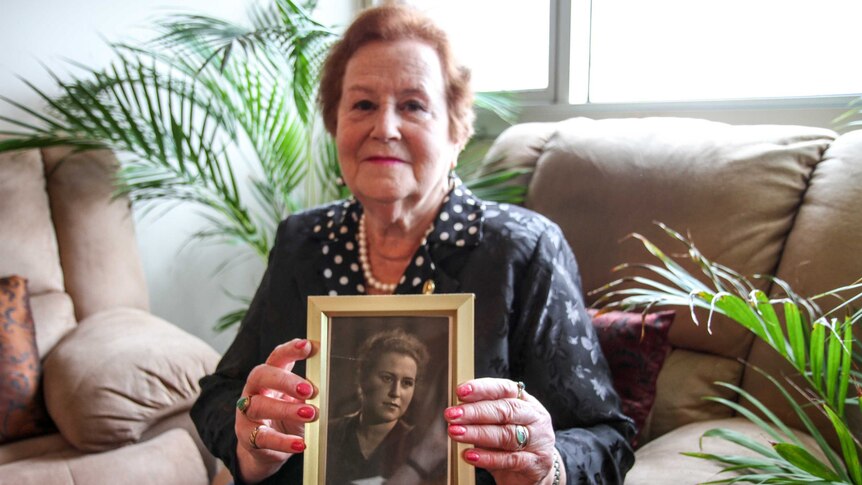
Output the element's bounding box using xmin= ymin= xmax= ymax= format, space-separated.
xmin=371 ymin=106 xmax=400 ymax=142
xmin=388 ymin=382 xmax=401 ymax=397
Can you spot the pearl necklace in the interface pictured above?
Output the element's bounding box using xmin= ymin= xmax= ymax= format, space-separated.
xmin=357 ymin=213 xmax=433 ymax=294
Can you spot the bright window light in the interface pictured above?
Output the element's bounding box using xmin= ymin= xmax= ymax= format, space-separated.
xmin=585 ymin=0 xmax=862 ymax=103
xmin=406 ymin=0 xmax=551 ymax=92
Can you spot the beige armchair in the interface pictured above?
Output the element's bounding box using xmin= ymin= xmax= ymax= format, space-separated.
xmin=0 ymin=146 xmax=220 ymax=484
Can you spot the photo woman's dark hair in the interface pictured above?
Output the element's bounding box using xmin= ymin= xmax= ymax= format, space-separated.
xmin=356 ymin=328 xmax=430 ymax=384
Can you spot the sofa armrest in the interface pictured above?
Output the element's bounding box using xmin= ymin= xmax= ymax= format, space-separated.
xmin=42 ymin=308 xmax=220 ymax=452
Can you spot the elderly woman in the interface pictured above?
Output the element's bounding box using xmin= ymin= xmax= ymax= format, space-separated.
xmin=326 ymin=329 xmax=432 ymax=484
xmin=191 ymin=4 xmax=635 ymax=485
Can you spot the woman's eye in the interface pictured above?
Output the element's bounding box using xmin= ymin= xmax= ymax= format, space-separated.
xmin=402 ymin=100 xmax=426 ymax=112
xmin=379 ymin=374 xmax=393 ymax=383
xmin=353 ymin=100 xmax=375 ymax=111
xmin=402 ymin=379 xmax=415 ymax=388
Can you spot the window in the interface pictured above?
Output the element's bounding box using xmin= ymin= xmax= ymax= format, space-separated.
xmin=375 ymin=0 xmax=862 ymax=109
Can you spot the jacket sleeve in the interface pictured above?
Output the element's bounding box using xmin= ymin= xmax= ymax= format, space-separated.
xmin=190 ymin=236 xmax=304 ymax=485
xmin=511 ymin=226 xmax=636 ymax=484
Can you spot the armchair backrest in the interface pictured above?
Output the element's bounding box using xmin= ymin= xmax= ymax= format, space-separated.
xmin=0 ymin=146 xmax=148 ymax=359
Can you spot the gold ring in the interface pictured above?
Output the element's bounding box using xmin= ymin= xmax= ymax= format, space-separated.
xmin=516 ymin=381 xmax=526 ymax=400
xmin=250 ymin=424 xmax=265 ymax=449
xmin=236 ymin=395 xmax=252 ymax=415
xmin=515 ymin=424 xmax=529 ymax=451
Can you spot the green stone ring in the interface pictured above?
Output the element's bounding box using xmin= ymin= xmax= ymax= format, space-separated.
xmin=515 ymin=424 xmax=530 ymax=450
xmin=236 ymin=395 xmax=252 ymax=415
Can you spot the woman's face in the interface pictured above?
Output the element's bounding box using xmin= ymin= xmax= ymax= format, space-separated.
xmin=335 ymin=39 xmax=461 ymax=213
xmin=360 ymin=351 xmax=418 ymax=425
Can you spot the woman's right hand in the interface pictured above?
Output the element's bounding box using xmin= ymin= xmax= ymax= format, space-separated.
xmin=235 ymin=338 xmax=319 ymax=484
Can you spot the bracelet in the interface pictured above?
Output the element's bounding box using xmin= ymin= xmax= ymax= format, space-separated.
xmin=406 ymin=457 xmax=434 ymax=481
xmin=549 ymin=453 xmax=561 ymax=485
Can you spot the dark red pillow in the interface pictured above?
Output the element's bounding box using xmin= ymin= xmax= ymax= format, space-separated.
xmin=0 ymin=275 xmax=54 ymax=443
xmin=589 ymin=309 xmax=674 ymax=446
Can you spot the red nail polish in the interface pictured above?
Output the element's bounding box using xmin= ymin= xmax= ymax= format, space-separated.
xmin=456 ymin=384 xmax=473 ymax=398
xmin=291 ymin=441 xmax=306 ymax=453
xmin=296 ymin=382 xmax=313 ymax=397
xmin=464 ymin=450 xmax=480 ymax=462
xmin=448 ymin=425 xmax=466 ymax=436
xmin=294 ymin=339 xmax=308 ymax=350
xmin=445 ymin=407 xmax=464 ymax=420
xmin=297 ymin=406 xmax=315 ymax=419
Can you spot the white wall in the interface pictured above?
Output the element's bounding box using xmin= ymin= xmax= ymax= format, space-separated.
xmin=0 ymin=0 xmax=356 ymax=353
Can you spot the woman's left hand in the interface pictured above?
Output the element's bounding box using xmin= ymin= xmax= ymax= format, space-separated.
xmin=444 ymin=378 xmax=564 ymax=485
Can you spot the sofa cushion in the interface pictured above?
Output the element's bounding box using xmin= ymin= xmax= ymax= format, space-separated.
xmin=0 ymin=150 xmax=64 ymax=295
xmin=0 ymin=276 xmax=55 ymax=444
xmin=626 ymin=417 xmax=823 ymax=485
xmin=0 ymin=428 xmax=208 ymax=485
xmin=42 ymin=308 xmax=219 ymax=452
xmin=589 ymin=309 xmax=674 ymax=445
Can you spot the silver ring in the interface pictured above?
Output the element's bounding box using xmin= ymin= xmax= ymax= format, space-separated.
xmin=250 ymin=424 xmax=265 ymax=449
xmin=514 ymin=424 xmax=529 ymax=450
xmin=516 ymin=381 xmax=526 ymax=400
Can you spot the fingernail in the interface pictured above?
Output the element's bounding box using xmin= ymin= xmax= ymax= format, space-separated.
xmin=294 ymin=339 xmax=308 ymax=350
xmin=448 ymin=425 xmax=466 ymax=436
xmin=296 ymin=382 xmax=313 ymax=397
xmin=456 ymin=384 xmax=473 ymax=398
xmin=444 ymin=407 xmax=464 ymax=420
xmin=464 ymin=450 xmax=480 ymax=462
xmin=297 ymin=406 xmax=315 ymax=419
xmin=291 ymin=440 xmax=306 ymax=453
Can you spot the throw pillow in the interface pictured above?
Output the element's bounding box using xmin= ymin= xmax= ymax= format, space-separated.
xmin=0 ymin=275 xmax=54 ymax=443
xmin=589 ymin=308 xmax=674 ymax=447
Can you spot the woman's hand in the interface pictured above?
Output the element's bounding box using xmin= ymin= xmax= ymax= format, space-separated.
xmin=444 ymin=378 xmax=565 ymax=485
xmin=235 ymin=339 xmax=319 ymax=484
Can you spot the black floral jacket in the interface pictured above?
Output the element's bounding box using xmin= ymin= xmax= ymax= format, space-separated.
xmin=191 ymin=183 xmax=636 ymax=484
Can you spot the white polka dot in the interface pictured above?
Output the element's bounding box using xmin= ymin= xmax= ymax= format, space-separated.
xmin=454 ymin=205 xmax=463 ymax=213
xmin=327 ymin=220 xmax=334 ymax=228
xmin=346 ymin=242 xmax=355 ymax=250
xmin=329 ymin=290 xmax=338 ymax=296
xmin=440 ymin=232 xmax=450 ymax=241
xmin=350 ymin=263 xmax=359 ymax=272
xmin=430 ymin=262 xmax=436 ymax=270
xmin=329 ymin=233 xmax=335 ymax=240
xmin=415 ymin=256 xmax=425 ymax=266
xmin=352 ymin=213 xmax=358 ymax=221
xmin=323 ymin=268 xmax=332 ymax=278
xmin=327 ymin=209 xmax=335 ymax=217
xmin=357 ymin=284 xmax=365 ymax=293
xmin=468 ymin=214 xmax=477 ymax=221
xmin=343 ymin=201 xmax=350 ymax=208
xmin=322 ymin=245 xmax=330 ymax=254
xmin=334 ymin=255 xmax=343 ymax=264
xmin=440 ymin=212 xmax=450 ymax=221
xmin=339 ymin=276 xmax=348 ymax=285
xmin=454 ymin=222 xmax=464 ymax=231
xmin=314 ymin=225 xmax=321 ymax=233
xmin=456 ymin=240 xmax=465 ymax=247
xmin=500 ymin=204 xmax=510 ymax=211
xmin=400 ymin=275 xmax=406 ymax=284
xmin=340 ymin=226 xmax=348 ymax=234
xmin=466 ymin=199 xmax=476 ymax=205
xmin=412 ymin=277 xmax=421 ymax=287
xmin=455 ymin=189 xmax=463 ymax=196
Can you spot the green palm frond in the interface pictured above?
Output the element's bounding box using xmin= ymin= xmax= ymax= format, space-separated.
xmin=591 ymin=223 xmax=862 ymax=484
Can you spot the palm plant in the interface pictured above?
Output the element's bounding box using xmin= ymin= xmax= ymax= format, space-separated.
xmin=591 ymin=223 xmax=862 ymax=484
xmin=0 ymin=0 xmax=523 ymax=330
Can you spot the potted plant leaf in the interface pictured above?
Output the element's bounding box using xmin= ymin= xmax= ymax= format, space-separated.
xmin=0 ymin=0 xmax=524 ymax=330
xmin=591 ymin=223 xmax=861 ymax=484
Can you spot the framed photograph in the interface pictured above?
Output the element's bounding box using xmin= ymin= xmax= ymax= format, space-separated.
xmin=304 ymin=293 xmax=475 ymax=485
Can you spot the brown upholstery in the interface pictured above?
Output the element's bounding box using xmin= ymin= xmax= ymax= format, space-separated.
xmin=486 ymin=117 xmax=860 ymax=482
xmin=0 ymin=147 xmax=220 ymax=484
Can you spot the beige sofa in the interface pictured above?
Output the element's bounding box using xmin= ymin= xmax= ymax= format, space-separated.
xmin=486 ymin=116 xmax=862 ymax=484
xmin=0 ymin=147 xmax=220 ymax=484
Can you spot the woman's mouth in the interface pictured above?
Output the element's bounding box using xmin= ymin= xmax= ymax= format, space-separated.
xmin=365 ymin=156 xmax=405 ymax=164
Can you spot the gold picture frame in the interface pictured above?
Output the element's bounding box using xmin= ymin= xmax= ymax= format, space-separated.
xmin=304 ymin=293 xmax=475 ymax=485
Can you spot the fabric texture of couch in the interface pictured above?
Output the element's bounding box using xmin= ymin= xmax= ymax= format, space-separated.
xmin=485 ymin=117 xmax=862 ymax=484
xmin=0 ymin=146 xmax=221 ymax=484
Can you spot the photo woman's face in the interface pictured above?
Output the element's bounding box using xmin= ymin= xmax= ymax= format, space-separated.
xmin=360 ymin=351 xmax=418 ymax=425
